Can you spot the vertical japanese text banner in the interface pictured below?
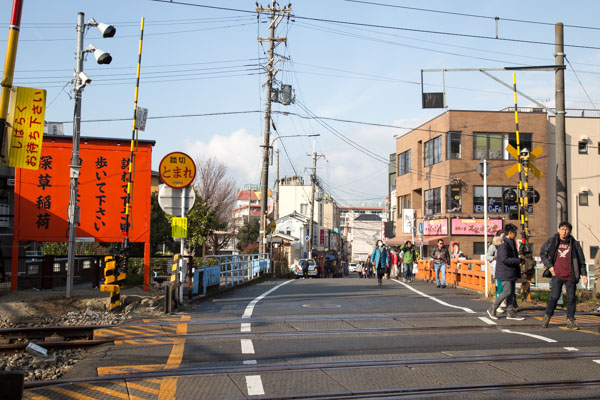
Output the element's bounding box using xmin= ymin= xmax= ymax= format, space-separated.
xmin=7 ymin=87 xmax=46 ymax=169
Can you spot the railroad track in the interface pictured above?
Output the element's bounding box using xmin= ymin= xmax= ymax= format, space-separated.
xmin=23 ymin=350 xmax=600 ymax=389
xmin=0 ymin=325 xmax=113 ymax=351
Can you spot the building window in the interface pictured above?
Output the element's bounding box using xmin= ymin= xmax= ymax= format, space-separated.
xmin=53 ymin=263 xmax=61 ymax=273
xmin=598 ymin=142 xmax=600 ymax=155
xmin=424 ymin=187 xmax=441 ymax=215
xmin=474 ymin=133 xmax=503 ymax=160
xmin=473 ymin=242 xmax=486 ymax=255
xmin=446 ymin=185 xmax=462 ymax=213
xmin=591 ymin=246 xmax=599 ymax=259
xmin=83 ymin=260 xmax=91 ymax=270
xmin=398 ymin=150 xmax=411 ymax=176
xmin=300 ymin=203 xmax=308 ymax=216
xmin=507 ymin=133 xmax=532 ymax=158
xmin=447 ymin=131 xmax=461 ymax=159
xmin=579 ymin=192 xmax=589 ymax=206
xmin=473 ymin=186 xmax=530 ymax=214
xmin=397 ymin=194 xmax=411 ymax=218
xmin=579 ymin=141 xmax=588 ymax=154
xmin=425 ymin=136 xmax=442 ymax=166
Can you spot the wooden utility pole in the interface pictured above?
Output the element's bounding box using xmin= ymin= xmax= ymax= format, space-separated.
xmin=555 ymin=23 xmax=567 ymax=225
xmin=257 ymin=1 xmax=291 ymax=253
xmin=275 ymin=148 xmax=280 ymax=220
xmin=308 ymin=147 xmax=325 ymax=257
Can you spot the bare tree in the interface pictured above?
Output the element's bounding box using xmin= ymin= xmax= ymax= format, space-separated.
xmin=193 ymin=156 xmax=237 ymax=254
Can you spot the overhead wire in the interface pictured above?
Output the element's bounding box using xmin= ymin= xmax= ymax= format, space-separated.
xmin=565 ymin=56 xmax=598 ymax=110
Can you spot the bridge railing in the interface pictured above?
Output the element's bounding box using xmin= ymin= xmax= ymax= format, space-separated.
xmin=192 ymin=253 xmax=270 ymax=296
xmin=416 ymin=259 xmax=490 ymax=293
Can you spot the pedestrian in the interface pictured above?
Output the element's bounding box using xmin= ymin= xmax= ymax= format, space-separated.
xmin=540 ymin=221 xmax=588 ymax=330
xmin=399 ymin=240 xmax=419 ymax=282
xmin=431 ymin=239 xmax=450 ymax=288
xmin=486 ymin=223 xmax=525 ymax=321
xmin=370 ymin=240 xmax=389 ymax=286
xmin=486 ymin=230 xmax=507 ymax=313
xmin=301 ymin=258 xmax=309 ymax=279
xmin=364 ymin=255 xmax=372 ymax=278
xmin=385 ymin=246 xmax=392 ymax=279
xmin=390 ymin=248 xmax=399 ymax=279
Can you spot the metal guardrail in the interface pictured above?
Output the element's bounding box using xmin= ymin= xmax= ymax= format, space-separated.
xmin=192 ymin=253 xmax=270 ymax=295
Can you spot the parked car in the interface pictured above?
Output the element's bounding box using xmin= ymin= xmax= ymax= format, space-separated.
xmin=348 ymin=263 xmax=360 ymax=273
xmin=291 ymin=258 xmax=319 ymax=278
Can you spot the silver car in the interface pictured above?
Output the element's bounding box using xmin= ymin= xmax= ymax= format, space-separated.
xmin=292 ymin=258 xmax=319 ymax=278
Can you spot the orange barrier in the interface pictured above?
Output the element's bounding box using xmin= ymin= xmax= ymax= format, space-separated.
xmin=415 ymin=259 xmax=494 ymax=294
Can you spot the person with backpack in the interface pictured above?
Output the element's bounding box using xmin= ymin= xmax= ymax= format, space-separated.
xmin=370 ymin=240 xmax=389 ymax=286
xmin=399 ymin=241 xmax=419 ymax=282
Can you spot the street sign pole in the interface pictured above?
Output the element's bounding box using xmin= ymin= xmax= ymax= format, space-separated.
xmin=483 ymin=159 xmax=488 ymax=298
xmin=179 ymin=186 xmax=186 ymax=305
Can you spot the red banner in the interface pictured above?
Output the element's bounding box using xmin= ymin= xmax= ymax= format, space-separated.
xmin=15 ymin=136 xmax=153 ymax=242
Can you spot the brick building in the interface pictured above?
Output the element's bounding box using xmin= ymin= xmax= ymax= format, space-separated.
xmin=389 ymin=110 xmax=549 ymax=259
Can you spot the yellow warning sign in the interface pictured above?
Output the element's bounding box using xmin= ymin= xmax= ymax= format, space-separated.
xmin=171 ymin=217 xmax=188 ymax=238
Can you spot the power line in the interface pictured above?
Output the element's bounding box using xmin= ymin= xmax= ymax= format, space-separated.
xmin=344 ymin=0 xmax=600 ymax=31
xmin=565 ymin=56 xmax=598 ymax=110
xmin=150 ymin=0 xmax=600 ymax=50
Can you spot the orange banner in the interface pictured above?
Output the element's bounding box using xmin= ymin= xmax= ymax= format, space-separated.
xmin=15 ymin=136 xmax=153 ymax=242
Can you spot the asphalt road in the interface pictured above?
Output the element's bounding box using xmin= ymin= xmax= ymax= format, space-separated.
xmin=24 ymin=274 xmax=600 ymax=399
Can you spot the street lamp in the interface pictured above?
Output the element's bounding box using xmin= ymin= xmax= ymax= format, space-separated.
xmin=269 ymin=133 xmax=320 ymax=165
xmin=66 ymin=12 xmax=116 ymax=299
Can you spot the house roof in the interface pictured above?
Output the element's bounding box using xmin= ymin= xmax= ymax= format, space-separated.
xmin=354 ymin=214 xmax=382 ymax=221
xmin=275 ymin=211 xmax=309 ymax=223
xmin=236 ymin=190 xmax=259 ymax=201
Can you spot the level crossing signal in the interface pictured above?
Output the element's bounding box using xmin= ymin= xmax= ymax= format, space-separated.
xmin=504 ymin=145 xmax=543 ymax=179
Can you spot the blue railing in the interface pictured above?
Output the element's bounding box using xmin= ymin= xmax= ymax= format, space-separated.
xmin=193 ymin=253 xmax=270 ymax=295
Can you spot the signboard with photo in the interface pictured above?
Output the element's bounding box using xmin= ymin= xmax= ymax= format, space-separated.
xmin=450 ymin=218 xmax=503 ymax=236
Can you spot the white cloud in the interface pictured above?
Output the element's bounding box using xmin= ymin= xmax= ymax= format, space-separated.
xmin=185 ymin=129 xmax=262 ymax=186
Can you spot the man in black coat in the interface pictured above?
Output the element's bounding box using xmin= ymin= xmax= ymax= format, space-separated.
xmin=487 ymin=223 xmax=525 ymax=321
xmin=540 ymin=221 xmax=588 ymax=330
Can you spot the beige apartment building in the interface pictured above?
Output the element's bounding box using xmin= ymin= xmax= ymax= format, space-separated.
xmin=390 ymin=110 xmax=549 ymax=259
xmin=548 ymin=113 xmax=600 ymax=260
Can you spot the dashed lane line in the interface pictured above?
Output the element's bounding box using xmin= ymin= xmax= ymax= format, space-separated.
xmin=241 ymin=322 xmax=252 ymax=332
xmin=244 ymin=360 xmax=258 ymax=365
xmin=479 ymin=316 xmax=497 ymax=325
xmin=501 ymin=329 xmax=557 ymax=343
xmin=241 ymin=339 xmax=255 ymax=354
xmin=391 ymin=279 xmax=475 ymax=313
xmin=564 ymin=347 xmax=579 ymax=351
xmin=246 ymin=375 xmax=265 ymax=396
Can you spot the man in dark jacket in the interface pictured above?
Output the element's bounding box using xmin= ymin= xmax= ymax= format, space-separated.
xmin=431 ymin=239 xmax=450 ymax=288
xmin=487 ymin=223 xmax=525 ymax=321
xmin=540 ymin=221 xmax=588 ymax=330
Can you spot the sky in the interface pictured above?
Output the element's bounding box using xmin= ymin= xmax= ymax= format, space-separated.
xmin=2 ymin=0 xmax=599 ymax=207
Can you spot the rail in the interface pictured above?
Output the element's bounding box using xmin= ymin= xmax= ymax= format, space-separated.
xmin=193 ymin=253 xmax=270 ymax=295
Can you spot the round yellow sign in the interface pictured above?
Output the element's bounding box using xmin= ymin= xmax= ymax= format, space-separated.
xmin=159 ymin=152 xmax=196 ymax=189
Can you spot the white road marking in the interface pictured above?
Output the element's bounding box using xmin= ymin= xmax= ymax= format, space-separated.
xmin=593 ymin=360 xmax=600 ymax=365
xmin=243 ymin=280 xmax=293 ymax=319
xmin=241 ymin=339 xmax=255 ymax=354
xmin=501 ymin=329 xmax=557 ymax=343
xmin=241 ymin=322 xmax=251 ymax=332
xmin=246 ymin=375 xmax=265 ymax=396
xmin=564 ymin=347 xmax=579 ymax=352
xmin=243 ymin=360 xmax=257 ymax=365
xmin=479 ymin=316 xmax=497 ymax=325
xmin=392 ymin=279 xmax=476 ymax=313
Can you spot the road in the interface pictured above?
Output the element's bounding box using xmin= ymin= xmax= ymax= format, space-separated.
xmin=24 ymin=274 xmax=600 ymax=399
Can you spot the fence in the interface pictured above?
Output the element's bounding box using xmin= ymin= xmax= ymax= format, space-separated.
xmin=415 ymin=259 xmax=596 ymax=295
xmin=192 ymin=253 xmax=271 ymax=295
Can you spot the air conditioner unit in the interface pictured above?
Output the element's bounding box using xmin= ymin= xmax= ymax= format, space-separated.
xmin=580 ymin=135 xmax=589 ymax=142
xmin=7 ymin=178 xmax=14 ymax=186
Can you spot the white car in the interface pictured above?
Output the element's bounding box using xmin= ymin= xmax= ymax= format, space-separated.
xmin=292 ymin=258 xmax=320 ymax=278
xmin=348 ymin=263 xmax=360 ymax=272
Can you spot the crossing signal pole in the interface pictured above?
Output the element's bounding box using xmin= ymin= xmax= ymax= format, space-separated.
xmin=506 ymin=74 xmax=543 ymax=301
xmin=256 ymin=1 xmax=291 ymax=253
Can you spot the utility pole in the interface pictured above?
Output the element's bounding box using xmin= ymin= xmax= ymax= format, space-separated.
xmin=555 ymin=22 xmax=567 ymax=224
xmin=256 ymin=1 xmax=291 ymax=253
xmin=275 ymin=148 xmax=279 ymax=220
xmin=308 ymin=146 xmax=325 ymax=257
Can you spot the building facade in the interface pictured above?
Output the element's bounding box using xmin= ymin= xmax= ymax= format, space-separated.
xmin=548 ymin=112 xmax=600 ymax=260
xmin=390 ymin=110 xmax=549 ymax=259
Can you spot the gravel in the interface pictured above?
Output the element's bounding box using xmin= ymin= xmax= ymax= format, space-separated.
xmin=0 ymin=294 xmax=165 ymax=382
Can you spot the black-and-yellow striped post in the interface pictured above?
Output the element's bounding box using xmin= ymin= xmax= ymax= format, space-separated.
xmin=165 ymin=254 xmax=179 ymax=314
xmin=512 ymin=74 xmax=535 ymax=300
xmin=100 ymin=255 xmax=127 ymax=311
